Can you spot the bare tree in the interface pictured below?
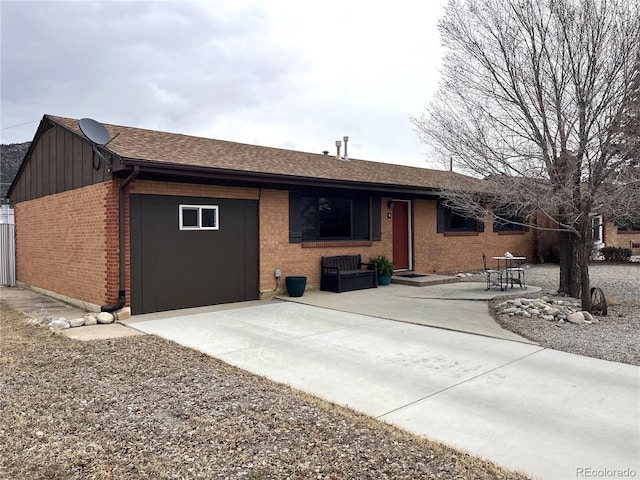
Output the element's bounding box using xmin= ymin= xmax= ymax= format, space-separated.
xmin=413 ymin=0 xmax=640 ymax=310
xmin=601 ymin=52 xmax=640 ymax=223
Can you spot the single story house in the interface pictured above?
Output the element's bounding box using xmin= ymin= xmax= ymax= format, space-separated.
xmin=590 ymin=214 xmax=640 ymax=257
xmin=8 ymin=114 xmax=536 ymax=314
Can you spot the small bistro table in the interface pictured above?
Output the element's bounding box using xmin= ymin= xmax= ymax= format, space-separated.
xmin=492 ymin=256 xmax=527 ymax=290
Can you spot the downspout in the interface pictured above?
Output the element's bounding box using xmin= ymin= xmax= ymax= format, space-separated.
xmin=101 ymin=166 xmax=140 ymax=312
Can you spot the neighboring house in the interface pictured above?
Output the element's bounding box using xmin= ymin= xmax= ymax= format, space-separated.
xmin=8 ymin=115 xmax=535 ymax=314
xmin=594 ymin=215 xmax=640 ymax=255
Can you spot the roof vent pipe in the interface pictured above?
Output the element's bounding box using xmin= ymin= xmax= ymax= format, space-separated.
xmin=335 ymin=140 xmax=341 ymax=159
xmin=322 ymin=150 xmax=329 ymax=156
xmin=343 ymin=136 xmax=349 ymax=161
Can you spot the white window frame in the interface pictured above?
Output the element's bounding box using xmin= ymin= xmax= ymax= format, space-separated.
xmin=591 ymin=214 xmax=604 ymax=246
xmin=179 ymin=204 xmax=219 ymax=231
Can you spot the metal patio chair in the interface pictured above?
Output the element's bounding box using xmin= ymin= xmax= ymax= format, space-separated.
xmin=482 ymin=253 xmax=503 ymax=290
xmin=506 ymin=256 xmax=526 ymax=288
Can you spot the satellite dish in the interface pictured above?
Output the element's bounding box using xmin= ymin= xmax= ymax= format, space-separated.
xmin=78 ymin=118 xmax=118 ymax=172
xmin=79 ymin=118 xmax=111 ymax=146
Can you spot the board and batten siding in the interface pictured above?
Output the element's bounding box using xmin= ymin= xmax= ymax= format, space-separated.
xmin=9 ymin=121 xmax=112 ymax=203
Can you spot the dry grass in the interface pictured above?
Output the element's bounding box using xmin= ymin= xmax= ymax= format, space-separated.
xmin=0 ymin=301 xmax=530 ymax=480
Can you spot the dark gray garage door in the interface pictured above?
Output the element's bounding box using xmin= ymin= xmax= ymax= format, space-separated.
xmin=130 ymin=194 xmax=259 ymax=314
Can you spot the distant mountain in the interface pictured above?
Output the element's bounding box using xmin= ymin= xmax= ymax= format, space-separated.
xmin=1 ymin=142 xmax=30 ymax=203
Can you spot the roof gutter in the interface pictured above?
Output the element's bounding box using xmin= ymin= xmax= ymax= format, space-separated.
xmin=101 ymin=166 xmax=139 ymax=312
xmin=119 ymin=158 xmax=446 ymax=198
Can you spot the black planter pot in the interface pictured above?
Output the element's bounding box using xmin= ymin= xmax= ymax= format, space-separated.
xmin=285 ymin=276 xmax=307 ymax=297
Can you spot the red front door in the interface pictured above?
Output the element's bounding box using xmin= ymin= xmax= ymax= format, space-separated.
xmin=392 ymin=201 xmax=410 ymax=270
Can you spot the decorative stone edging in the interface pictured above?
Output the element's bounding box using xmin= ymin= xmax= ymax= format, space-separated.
xmin=39 ymin=312 xmax=115 ymax=330
xmin=494 ymin=296 xmax=597 ymax=325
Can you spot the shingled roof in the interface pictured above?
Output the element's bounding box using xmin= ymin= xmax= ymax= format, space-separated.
xmin=48 ymin=114 xmax=484 ymax=194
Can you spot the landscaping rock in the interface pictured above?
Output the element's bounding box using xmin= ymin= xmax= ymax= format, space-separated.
xmin=84 ymin=315 xmax=98 ymax=326
xmin=543 ymin=306 xmax=561 ymax=316
xmin=97 ymin=312 xmax=114 ymax=324
xmin=566 ymin=312 xmax=585 ymax=324
xmin=68 ymin=317 xmax=85 ymax=328
xmin=49 ymin=319 xmax=70 ymax=329
xmin=494 ymin=295 xmax=604 ymax=329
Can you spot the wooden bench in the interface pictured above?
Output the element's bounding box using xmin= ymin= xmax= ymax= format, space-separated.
xmin=320 ymin=255 xmax=377 ymax=293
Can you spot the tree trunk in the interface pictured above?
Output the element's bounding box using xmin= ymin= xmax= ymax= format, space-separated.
xmin=557 ymin=225 xmax=593 ymax=311
xmin=557 ymin=161 xmax=591 ymax=304
xmin=577 ymin=221 xmax=592 ymax=312
xmin=558 ymin=230 xmax=582 ymax=298
xmin=579 ymin=250 xmax=592 ymax=312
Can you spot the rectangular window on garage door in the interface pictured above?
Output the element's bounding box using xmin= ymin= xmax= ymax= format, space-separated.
xmin=179 ymin=205 xmax=219 ymax=230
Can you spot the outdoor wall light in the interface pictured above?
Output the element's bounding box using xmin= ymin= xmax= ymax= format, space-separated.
xmin=388 ymin=200 xmax=394 ymax=209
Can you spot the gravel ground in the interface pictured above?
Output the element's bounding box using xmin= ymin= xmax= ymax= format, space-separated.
xmin=472 ymin=262 xmax=640 ymax=366
xmin=0 ymin=301 xmax=530 ymax=480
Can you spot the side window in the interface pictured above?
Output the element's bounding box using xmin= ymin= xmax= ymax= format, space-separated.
xmin=437 ymin=200 xmax=483 ymax=233
xmin=616 ymin=219 xmax=640 ymax=232
xmin=179 ymin=205 xmax=219 ymax=230
xmin=493 ymin=211 xmax=529 ymax=232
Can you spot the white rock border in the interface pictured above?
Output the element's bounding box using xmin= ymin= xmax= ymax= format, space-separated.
xmin=39 ymin=313 xmax=115 ymax=330
xmin=494 ymin=296 xmax=598 ymax=326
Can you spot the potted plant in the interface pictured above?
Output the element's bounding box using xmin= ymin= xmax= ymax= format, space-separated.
xmin=285 ymin=276 xmax=307 ymax=297
xmin=369 ymin=255 xmax=394 ymax=285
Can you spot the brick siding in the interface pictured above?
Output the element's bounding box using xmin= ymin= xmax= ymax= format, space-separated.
xmin=14 ymin=182 xmax=116 ymax=305
xmin=14 ymin=179 xmax=537 ymax=307
xmin=603 ymin=221 xmax=640 ymax=251
xmin=257 ymin=190 xmax=394 ymax=297
xmin=413 ymin=200 xmax=535 ymax=274
xmin=259 ymin=194 xmax=535 ymax=297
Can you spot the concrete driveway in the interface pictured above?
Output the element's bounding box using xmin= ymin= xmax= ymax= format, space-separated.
xmin=127 ymin=295 xmax=640 ymax=480
xmin=279 ymin=282 xmax=540 ymax=342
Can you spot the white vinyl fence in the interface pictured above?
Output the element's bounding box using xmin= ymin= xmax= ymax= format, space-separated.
xmin=0 ymin=206 xmax=16 ymax=287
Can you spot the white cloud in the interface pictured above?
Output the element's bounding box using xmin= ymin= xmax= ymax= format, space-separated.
xmin=0 ymin=0 xmax=445 ymax=168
